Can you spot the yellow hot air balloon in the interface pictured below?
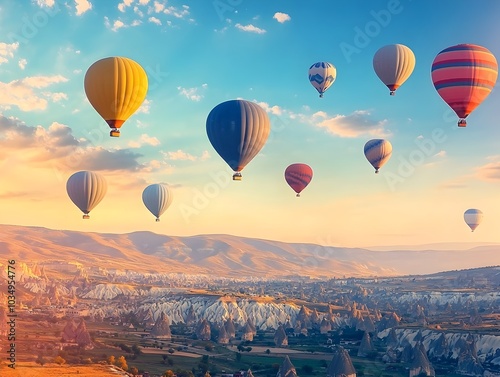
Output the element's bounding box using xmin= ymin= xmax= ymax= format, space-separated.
xmin=84 ymin=57 xmax=148 ymax=137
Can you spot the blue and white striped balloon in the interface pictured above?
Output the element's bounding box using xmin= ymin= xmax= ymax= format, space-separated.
xmin=464 ymin=208 xmax=483 ymax=232
xmin=308 ymin=61 xmax=336 ymax=98
xmin=364 ymin=139 xmax=392 ymax=173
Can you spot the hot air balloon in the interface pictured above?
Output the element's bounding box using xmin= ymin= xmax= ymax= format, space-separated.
xmin=84 ymin=56 xmax=148 ymax=137
xmin=464 ymin=208 xmax=483 ymax=232
xmin=142 ymin=183 xmax=173 ymax=222
xmin=364 ymin=139 xmax=392 ymax=173
xmin=285 ymin=163 xmax=313 ymax=197
xmin=373 ymin=44 xmax=415 ymax=95
xmin=66 ymin=171 xmax=107 ymax=219
xmin=431 ymin=44 xmax=498 ymax=127
xmin=206 ymin=99 xmax=270 ymax=180
xmin=308 ymin=62 xmax=337 ymax=98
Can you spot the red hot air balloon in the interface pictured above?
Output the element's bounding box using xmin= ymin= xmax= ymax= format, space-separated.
xmin=431 ymin=44 xmax=498 ymax=127
xmin=284 ymin=163 xmax=313 ymax=197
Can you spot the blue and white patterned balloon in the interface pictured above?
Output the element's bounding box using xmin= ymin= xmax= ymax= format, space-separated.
xmin=308 ymin=61 xmax=336 ymax=98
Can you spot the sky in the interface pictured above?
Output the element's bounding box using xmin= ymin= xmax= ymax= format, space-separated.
xmin=1 ymin=0 xmax=500 ymax=251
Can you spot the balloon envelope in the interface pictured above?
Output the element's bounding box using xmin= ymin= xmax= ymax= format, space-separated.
xmin=373 ymin=44 xmax=415 ymax=95
xmin=142 ymin=184 xmax=173 ymax=222
xmin=285 ymin=163 xmax=313 ymax=197
xmin=364 ymin=139 xmax=392 ymax=173
xmin=66 ymin=171 xmax=107 ymax=219
xmin=84 ymin=56 xmax=148 ymax=137
xmin=308 ymin=62 xmax=336 ymax=98
xmin=464 ymin=208 xmax=483 ymax=232
xmin=206 ymin=99 xmax=270 ymax=180
xmin=431 ymin=44 xmax=498 ymax=127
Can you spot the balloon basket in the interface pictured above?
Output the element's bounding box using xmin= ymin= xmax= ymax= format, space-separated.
xmin=155 ymin=218 xmax=160 ymax=222
xmin=296 ymin=193 xmax=300 ymax=197
xmin=83 ymin=214 xmax=90 ymax=219
xmin=375 ymin=170 xmax=379 ymax=174
xmin=458 ymin=119 xmax=467 ymax=127
xmin=389 ymin=91 xmax=395 ymax=96
xmin=233 ymin=173 xmax=242 ymax=181
xmin=110 ymin=129 xmax=120 ymax=137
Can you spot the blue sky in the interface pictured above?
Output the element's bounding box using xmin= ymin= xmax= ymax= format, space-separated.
xmin=1 ymin=0 xmax=500 ymax=250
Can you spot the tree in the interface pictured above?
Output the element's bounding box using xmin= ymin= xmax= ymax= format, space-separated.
xmin=164 ymin=370 xmax=175 ymax=377
xmin=53 ymin=356 xmax=66 ymax=366
xmin=236 ymin=352 xmax=242 ymax=361
xmin=168 ymin=348 xmax=175 ymax=354
xmin=116 ymin=355 xmax=128 ymax=371
xmin=265 ymin=349 xmax=271 ymax=355
xmin=130 ymin=366 xmax=139 ymax=376
xmin=204 ymin=372 xmax=211 ymax=377
xmin=35 ymin=355 xmax=46 ymax=366
xmin=162 ymin=354 xmax=168 ymax=363
xmin=107 ymin=355 xmax=116 ymax=365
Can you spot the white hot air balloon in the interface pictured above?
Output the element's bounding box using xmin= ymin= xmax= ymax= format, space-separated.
xmin=142 ymin=183 xmax=173 ymax=222
xmin=66 ymin=171 xmax=107 ymax=219
xmin=464 ymin=209 xmax=483 ymax=232
xmin=373 ymin=44 xmax=415 ymax=95
xmin=364 ymin=139 xmax=392 ymax=173
xmin=308 ymin=61 xmax=337 ymax=98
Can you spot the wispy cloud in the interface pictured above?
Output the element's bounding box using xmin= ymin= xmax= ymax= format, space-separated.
xmin=235 ymin=23 xmax=266 ymax=34
xmin=18 ymin=58 xmax=27 ymax=70
xmin=161 ymin=149 xmax=210 ymax=161
xmin=312 ymin=110 xmax=390 ymax=138
xmin=273 ymin=12 xmax=291 ymax=23
xmin=475 ymin=156 xmax=500 ymax=181
xmin=128 ymin=133 xmax=161 ymax=148
xmin=0 ymin=75 xmax=69 ymax=111
xmin=0 ymin=42 xmax=19 ymax=64
xmin=149 ymin=16 xmax=161 ymax=25
xmin=177 ymin=84 xmax=207 ymax=101
xmin=136 ymin=99 xmax=151 ymax=114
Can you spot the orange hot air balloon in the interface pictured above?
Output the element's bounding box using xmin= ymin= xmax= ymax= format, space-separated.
xmin=431 ymin=44 xmax=498 ymax=127
xmin=284 ymin=163 xmax=313 ymax=197
xmin=84 ymin=57 xmax=148 ymax=137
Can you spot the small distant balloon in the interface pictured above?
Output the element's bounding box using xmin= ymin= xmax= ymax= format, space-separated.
xmin=308 ymin=61 xmax=337 ymax=98
xmin=431 ymin=44 xmax=498 ymax=127
xmin=464 ymin=208 xmax=483 ymax=232
xmin=285 ymin=163 xmax=313 ymax=197
xmin=373 ymin=44 xmax=415 ymax=95
xmin=206 ymin=99 xmax=270 ymax=181
xmin=364 ymin=139 xmax=392 ymax=173
xmin=66 ymin=171 xmax=107 ymax=219
xmin=142 ymin=184 xmax=173 ymax=222
xmin=84 ymin=56 xmax=148 ymax=137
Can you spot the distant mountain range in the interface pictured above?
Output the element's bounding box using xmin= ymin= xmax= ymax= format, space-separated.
xmin=1 ymin=224 xmax=499 ymax=278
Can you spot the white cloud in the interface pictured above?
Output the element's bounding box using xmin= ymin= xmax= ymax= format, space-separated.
xmin=313 ymin=110 xmax=390 ymax=138
xmin=177 ymin=85 xmax=207 ymax=101
xmin=36 ymin=0 xmax=55 ymax=6
xmin=75 ymin=0 xmax=92 ymax=16
xmin=273 ymin=12 xmax=291 ymax=23
xmin=162 ymin=149 xmax=209 ymax=162
xmin=475 ymin=158 xmax=500 ymax=181
xmin=256 ymin=101 xmax=282 ymax=116
xmin=235 ymin=23 xmax=266 ymax=34
xmin=139 ymin=0 xmax=150 ymax=4
xmin=149 ymin=16 xmax=161 ymax=25
xmin=46 ymin=92 xmax=68 ymax=102
xmin=136 ymin=99 xmax=151 ymax=114
xmin=0 ymin=75 xmax=69 ymax=111
xmin=134 ymin=6 xmax=144 ymax=17
xmin=18 ymin=58 xmax=27 ymax=70
xmin=163 ymin=5 xmax=189 ymax=18
xmin=73 ymin=69 xmax=82 ymax=74
xmin=128 ymin=133 xmax=161 ymax=148
xmin=0 ymin=42 xmax=19 ymax=64
xmin=118 ymin=0 xmax=133 ymax=12
xmin=433 ymin=150 xmax=446 ymax=158
xmin=153 ymin=1 xmax=164 ymax=13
